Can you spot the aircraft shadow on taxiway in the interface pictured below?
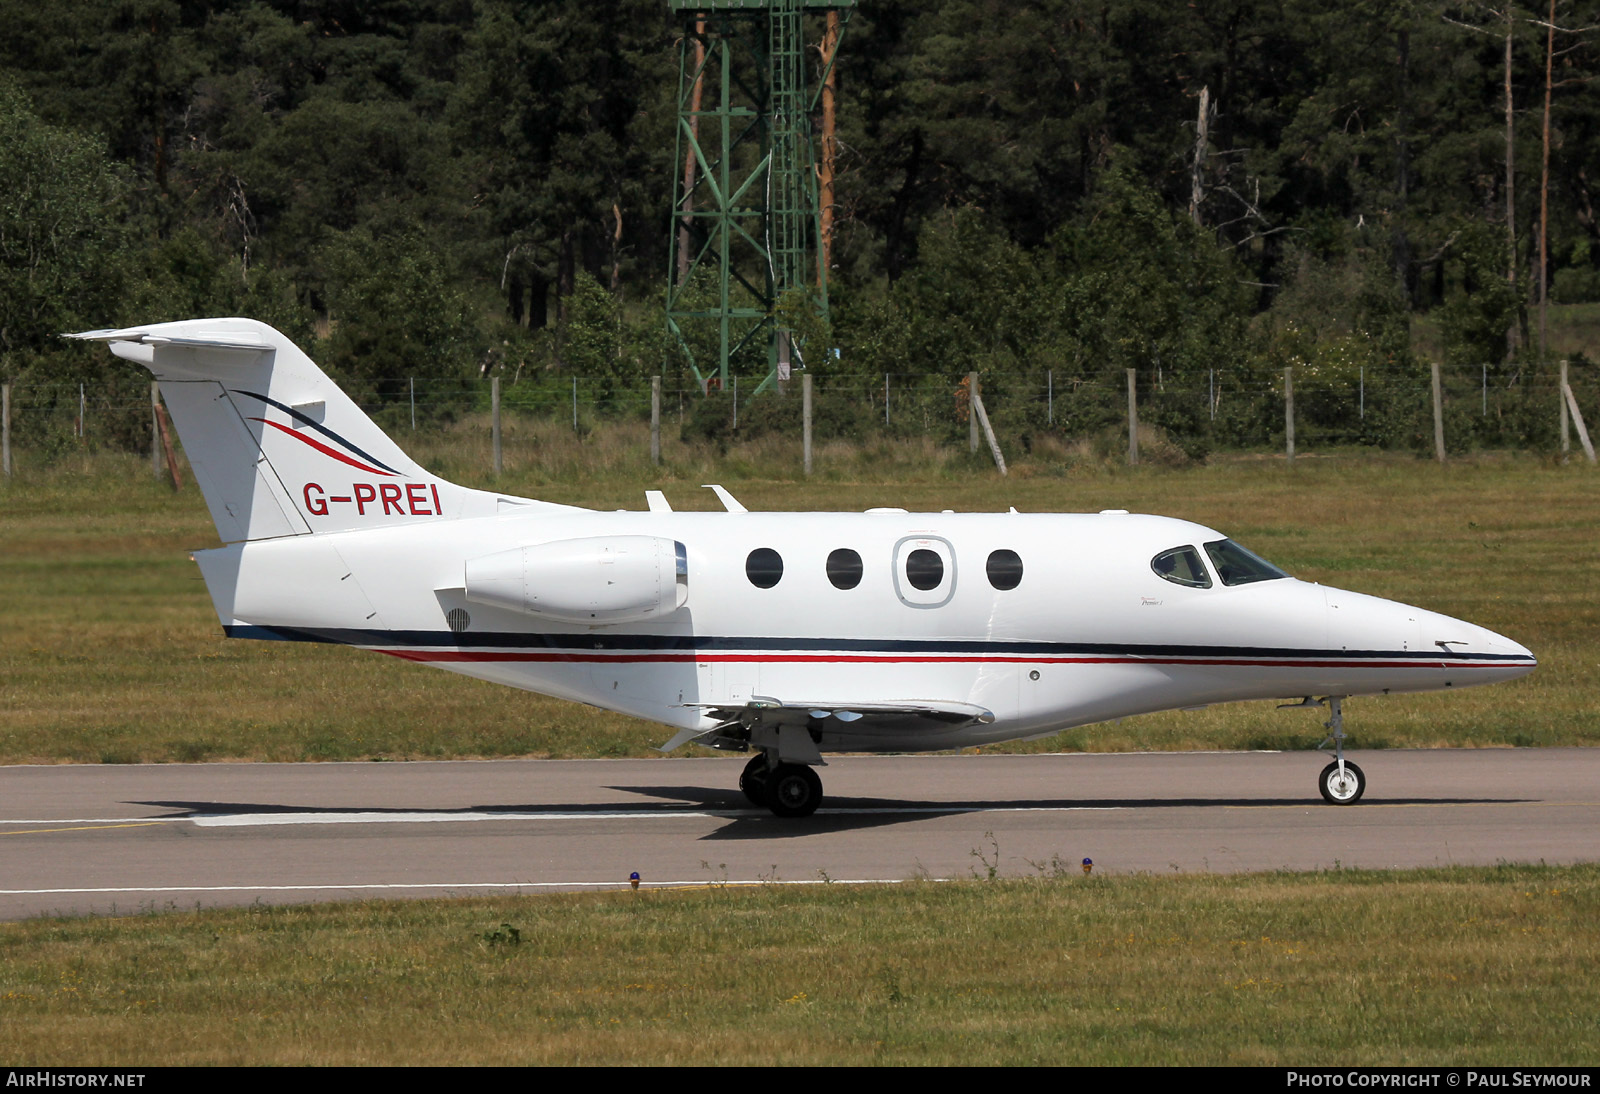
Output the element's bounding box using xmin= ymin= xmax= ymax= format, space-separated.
xmin=134 ymin=789 xmax=1530 ymax=838
xmin=611 ymin=786 xmax=1534 ymax=839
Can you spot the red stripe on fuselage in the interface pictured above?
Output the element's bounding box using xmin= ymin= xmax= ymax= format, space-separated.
xmin=374 ymin=650 xmax=1528 ymax=670
xmin=250 ymin=418 xmax=396 ymax=477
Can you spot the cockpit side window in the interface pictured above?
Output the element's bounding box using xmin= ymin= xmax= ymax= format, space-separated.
xmin=1203 ymin=539 xmax=1289 ymax=586
xmin=1151 ymin=546 xmax=1212 ymax=588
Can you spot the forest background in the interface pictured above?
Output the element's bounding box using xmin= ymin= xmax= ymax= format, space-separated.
xmin=4 ymin=0 xmax=1600 ymax=459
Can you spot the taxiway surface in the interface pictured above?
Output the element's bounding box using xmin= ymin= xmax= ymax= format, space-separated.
xmin=2 ymin=749 xmax=1597 ymax=920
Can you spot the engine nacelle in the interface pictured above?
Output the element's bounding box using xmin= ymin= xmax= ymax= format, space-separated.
xmin=463 ymin=536 xmax=688 ymax=624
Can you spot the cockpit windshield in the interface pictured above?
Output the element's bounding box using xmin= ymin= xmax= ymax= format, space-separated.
xmin=1203 ymin=539 xmax=1289 ymax=586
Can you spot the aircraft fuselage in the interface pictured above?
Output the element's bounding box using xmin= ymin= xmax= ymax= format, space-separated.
xmin=196 ymin=507 xmax=1535 ymax=753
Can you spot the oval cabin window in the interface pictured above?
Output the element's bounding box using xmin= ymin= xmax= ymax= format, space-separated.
xmin=826 ymin=548 xmax=863 ymax=590
xmin=746 ymin=547 xmax=784 ymax=589
xmin=986 ymin=549 xmax=1023 ymax=590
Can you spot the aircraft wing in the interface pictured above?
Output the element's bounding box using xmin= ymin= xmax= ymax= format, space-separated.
xmin=660 ymin=697 xmax=995 ymax=754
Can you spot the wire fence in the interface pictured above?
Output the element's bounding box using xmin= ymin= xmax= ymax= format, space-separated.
xmin=2 ymin=361 xmax=1596 ymax=476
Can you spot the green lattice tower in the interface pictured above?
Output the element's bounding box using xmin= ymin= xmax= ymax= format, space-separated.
xmin=666 ymin=0 xmax=853 ymax=394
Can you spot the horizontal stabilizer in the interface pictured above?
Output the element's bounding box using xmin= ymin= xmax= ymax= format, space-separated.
xmin=66 ymin=328 xmax=270 ymax=353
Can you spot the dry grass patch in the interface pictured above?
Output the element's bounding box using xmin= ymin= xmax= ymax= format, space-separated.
xmin=0 ymin=864 xmax=1596 ymax=1065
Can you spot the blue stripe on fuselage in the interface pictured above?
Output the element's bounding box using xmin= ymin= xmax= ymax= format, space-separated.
xmin=220 ymin=625 xmax=1531 ymax=664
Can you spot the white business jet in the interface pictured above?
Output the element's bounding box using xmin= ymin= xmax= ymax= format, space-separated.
xmin=70 ymin=319 xmax=1536 ymax=817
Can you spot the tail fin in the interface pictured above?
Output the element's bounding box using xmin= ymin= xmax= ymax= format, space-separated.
xmin=69 ymin=318 xmax=569 ymax=542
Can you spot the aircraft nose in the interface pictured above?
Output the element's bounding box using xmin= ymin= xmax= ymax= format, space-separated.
xmin=1484 ymin=628 xmax=1536 ymax=665
xmin=1420 ymin=608 xmax=1537 ymax=681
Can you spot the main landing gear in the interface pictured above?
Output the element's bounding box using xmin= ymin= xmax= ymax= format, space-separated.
xmin=739 ymin=753 xmax=824 ymax=818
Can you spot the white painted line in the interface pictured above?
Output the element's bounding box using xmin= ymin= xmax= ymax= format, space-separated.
xmin=3 ymin=803 xmax=1131 ymax=829
xmin=188 ymin=805 xmax=1130 ymax=826
xmin=188 ymin=809 xmax=723 ymax=826
xmin=0 ymin=879 xmax=914 ymax=897
xmin=1 ymin=818 xmax=192 ymax=826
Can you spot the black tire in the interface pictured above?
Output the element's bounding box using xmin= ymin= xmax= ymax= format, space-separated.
xmin=766 ymin=763 xmax=823 ymax=818
xmin=739 ymin=754 xmax=770 ymax=807
xmin=1318 ymin=760 xmax=1366 ymax=804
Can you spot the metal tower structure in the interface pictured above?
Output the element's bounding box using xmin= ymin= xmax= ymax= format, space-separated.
xmin=666 ymin=0 xmax=853 ymax=394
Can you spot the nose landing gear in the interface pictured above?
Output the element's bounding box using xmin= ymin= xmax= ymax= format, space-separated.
xmin=1282 ymin=695 xmax=1367 ymax=804
xmin=1316 ymin=695 xmax=1365 ymax=804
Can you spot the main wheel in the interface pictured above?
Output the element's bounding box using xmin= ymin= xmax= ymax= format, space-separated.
xmin=1318 ymin=760 xmax=1366 ymax=804
xmin=766 ymin=763 xmax=823 ymax=818
xmin=739 ymin=754 xmax=770 ymax=807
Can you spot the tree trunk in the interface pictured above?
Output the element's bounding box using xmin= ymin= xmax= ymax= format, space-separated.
xmin=611 ymin=202 xmax=623 ymax=292
xmin=885 ymin=129 xmax=923 ymax=284
xmin=529 ymin=273 xmax=549 ymax=331
xmin=1392 ymin=28 xmax=1412 ymax=305
xmin=820 ymin=10 xmax=840 ymax=280
xmin=557 ymin=230 xmax=575 ymax=327
xmin=1540 ymin=0 xmax=1555 ymax=362
xmin=508 ymin=273 xmax=525 ymax=328
xmin=1506 ymin=11 xmax=1519 ymax=359
xmin=1189 ymin=85 xmax=1210 ymax=226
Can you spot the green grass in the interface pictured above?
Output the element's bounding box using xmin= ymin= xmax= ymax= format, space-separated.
xmin=1 ymin=443 xmax=1596 ymax=763
xmin=1 ymin=864 xmax=1596 ymax=1065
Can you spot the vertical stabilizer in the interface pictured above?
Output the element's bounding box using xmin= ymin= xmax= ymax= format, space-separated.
xmin=68 ymin=318 xmax=578 ymax=543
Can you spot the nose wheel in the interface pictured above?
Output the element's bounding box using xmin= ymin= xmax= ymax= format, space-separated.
xmin=1319 ymin=758 xmax=1366 ymax=803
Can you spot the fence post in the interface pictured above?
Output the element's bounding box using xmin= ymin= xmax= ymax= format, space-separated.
xmin=1048 ymin=369 xmax=1053 ymax=426
xmin=2 ymin=382 xmax=10 ymax=479
xmin=154 ymin=402 xmax=183 ymax=491
xmin=968 ymin=372 xmax=979 ymax=453
xmin=151 ymin=382 xmax=164 ymax=480
xmin=410 ymin=377 xmax=416 ymax=431
xmin=732 ymin=376 xmax=738 ymax=430
xmin=1126 ymin=368 xmax=1139 ymax=466
xmin=651 ymin=376 xmax=662 ymax=466
xmin=971 ymin=389 xmax=1008 ymax=476
xmin=884 ymin=373 xmax=890 ymax=427
xmin=1284 ymin=366 xmax=1295 ymax=463
xmin=572 ymin=377 xmax=578 ymax=432
xmin=491 ymin=376 xmax=502 ymax=475
xmin=1561 ymin=379 xmax=1597 ymax=463
xmin=1431 ymin=361 xmax=1446 ymax=463
xmin=802 ymin=372 xmax=813 ymax=476
xmin=1560 ymin=360 xmax=1570 ymax=460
